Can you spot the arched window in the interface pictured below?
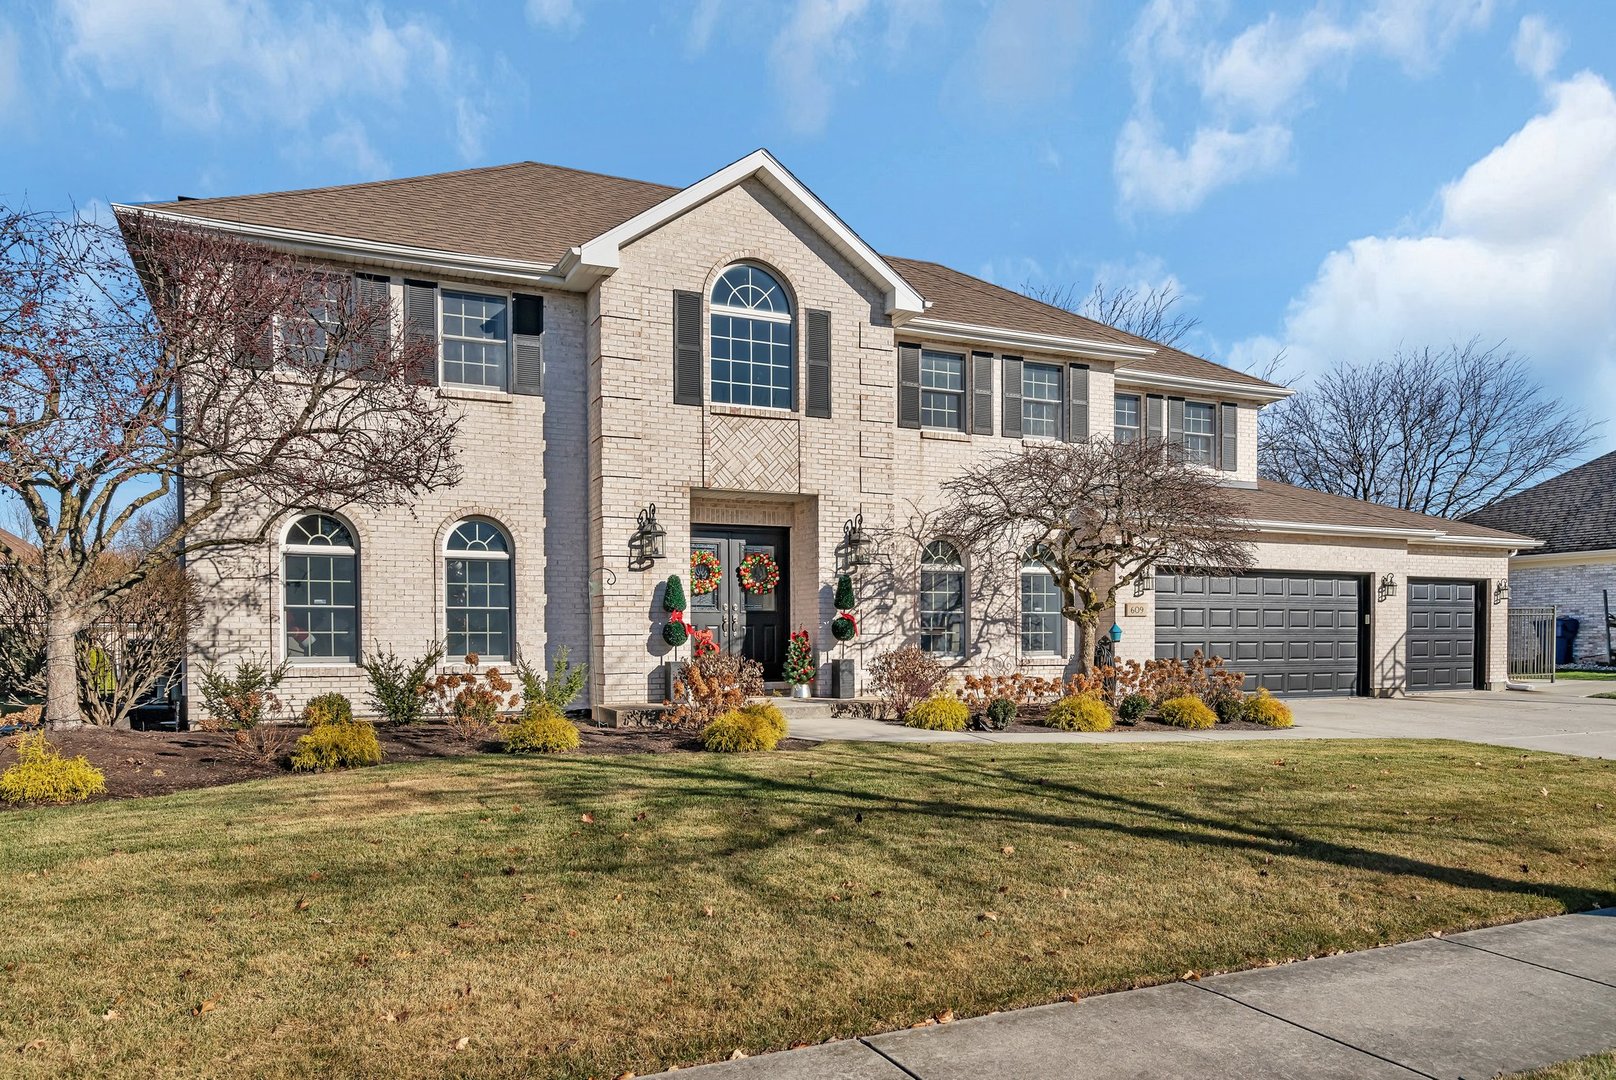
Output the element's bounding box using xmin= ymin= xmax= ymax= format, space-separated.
xmin=710 ymin=264 xmax=793 ymax=410
xmin=445 ymin=519 xmax=513 ymax=661
xmin=1021 ymin=547 xmax=1063 ymax=655
xmin=282 ymin=513 xmax=359 ymax=663
xmin=919 ymin=539 xmax=965 ymax=658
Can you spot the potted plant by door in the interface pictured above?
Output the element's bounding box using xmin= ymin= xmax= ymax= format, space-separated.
xmin=830 ymin=573 xmax=858 ymax=698
xmin=660 ymin=573 xmax=689 ymax=701
xmin=784 ymin=629 xmax=815 ymax=699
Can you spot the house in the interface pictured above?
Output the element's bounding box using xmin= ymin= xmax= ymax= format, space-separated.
xmin=112 ymin=150 xmax=1532 ymax=717
xmin=1465 ymin=451 xmax=1616 ymax=664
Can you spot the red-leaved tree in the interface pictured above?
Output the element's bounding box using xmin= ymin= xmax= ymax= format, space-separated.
xmin=0 ymin=207 xmax=462 ymax=724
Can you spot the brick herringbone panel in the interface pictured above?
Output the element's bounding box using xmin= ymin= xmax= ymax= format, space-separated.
xmin=704 ymin=413 xmax=800 ymax=492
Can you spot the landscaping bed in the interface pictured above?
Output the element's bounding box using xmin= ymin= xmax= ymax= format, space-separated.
xmin=2 ymin=740 xmax=1611 ymax=1079
xmin=0 ymin=721 xmax=813 ymax=803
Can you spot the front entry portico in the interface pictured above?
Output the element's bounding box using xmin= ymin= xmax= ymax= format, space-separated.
xmin=689 ymin=525 xmax=790 ymax=680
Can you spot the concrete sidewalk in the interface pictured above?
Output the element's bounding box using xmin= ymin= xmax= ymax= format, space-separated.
xmin=648 ymin=909 xmax=1616 ymax=1079
xmin=779 ymin=686 xmax=1616 ymax=758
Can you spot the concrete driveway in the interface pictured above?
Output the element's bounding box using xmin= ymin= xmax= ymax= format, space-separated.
xmin=784 ymin=681 xmax=1616 ymax=758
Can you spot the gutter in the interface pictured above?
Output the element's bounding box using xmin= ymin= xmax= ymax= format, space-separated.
xmin=902 ymin=316 xmax=1157 ymax=363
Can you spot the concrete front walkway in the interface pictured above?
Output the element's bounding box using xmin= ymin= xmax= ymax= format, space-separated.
xmin=648 ymin=909 xmax=1616 ymax=1079
xmin=781 ymin=682 xmax=1616 ymax=758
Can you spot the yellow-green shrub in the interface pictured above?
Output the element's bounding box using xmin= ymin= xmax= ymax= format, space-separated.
xmin=301 ymin=692 xmax=354 ymax=727
xmin=502 ymin=704 xmax=581 ymax=753
xmin=904 ymin=695 xmax=969 ymax=732
xmin=701 ymin=707 xmax=784 ymax=752
xmin=290 ymin=720 xmax=382 ymax=771
xmin=741 ymin=702 xmax=788 ymax=743
xmin=1158 ymin=695 xmax=1217 ymax=730
xmin=1245 ymin=688 xmax=1294 ymax=728
xmin=1045 ymin=694 xmax=1114 ymax=732
xmin=1 ymin=733 xmax=107 ymax=805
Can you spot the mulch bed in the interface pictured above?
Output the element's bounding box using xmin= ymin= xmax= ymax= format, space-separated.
xmin=0 ymin=720 xmax=815 ymax=805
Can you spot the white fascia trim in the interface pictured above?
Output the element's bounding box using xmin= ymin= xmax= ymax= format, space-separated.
xmin=1246 ymin=518 xmax=1534 ymax=550
xmin=902 ymin=316 xmax=1157 ymax=362
xmin=570 ymin=149 xmax=926 ymax=318
xmin=111 ymin=203 xmax=567 ymax=288
xmin=1117 ymin=369 xmax=1292 ymax=403
xmin=1511 ymin=546 xmax=1616 ymax=566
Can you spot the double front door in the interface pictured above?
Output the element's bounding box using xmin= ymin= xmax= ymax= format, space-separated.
xmin=689 ymin=525 xmax=789 ymax=680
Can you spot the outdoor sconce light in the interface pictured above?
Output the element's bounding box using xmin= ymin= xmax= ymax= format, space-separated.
xmin=1133 ymin=566 xmax=1156 ymax=597
xmin=1109 ymin=623 xmax=1124 ymax=643
xmin=838 ymin=513 xmax=872 ymax=572
xmin=628 ymin=503 xmax=666 ymax=572
xmin=1494 ymin=579 xmax=1511 ymax=605
xmin=1378 ymin=573 xmax=1398 ymax=602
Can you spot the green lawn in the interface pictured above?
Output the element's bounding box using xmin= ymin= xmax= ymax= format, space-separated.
xmin=1512 ymin=1052 xmax=1616 ymax=1079
xmin=1556 ymin=670 xmax=1616 ymax=680
xmin=3 ymin=741 xmax=1613 ymax=1079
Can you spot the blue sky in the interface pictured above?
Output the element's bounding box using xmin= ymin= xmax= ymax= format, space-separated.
xmin=4 ymin=0 xmax=1614 ymax=456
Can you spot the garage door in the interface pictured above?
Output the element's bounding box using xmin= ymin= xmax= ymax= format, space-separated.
xmin=1406 ymin=579 xmax=1479 ymax=691
xmin=1155 ymin=571 xmax=1365 ymax=695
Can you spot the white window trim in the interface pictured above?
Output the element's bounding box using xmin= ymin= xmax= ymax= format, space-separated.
xmin=443 ymin=518 xmax=515 ymax=662
xmin=279 ymin=513 xmax=361 ymax=667
xmin=919 ymin=539 xmax=968 ymax=659
xmin=709 ymin=264 xmax=796 ymax=413
xmin=919 ymin=349 xmax=968 ymax=433
xmin=437 ymin=281 xmax=514 ymax=393
xmin=1183 ymin=399 xmax=1217 ymax=464
xmin=1019 ymin=562 xmax=1065 ymax=657
xmin=1114 ymin=392 xmax=1143 ymax=442
xmin=1021 ymin=360 xmax=1065 ymax=441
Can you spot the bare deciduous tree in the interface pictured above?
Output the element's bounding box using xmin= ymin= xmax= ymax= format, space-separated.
xmin=1022 ymin=280 xmax=1200 ymax=348
xmin=938 ymin=438 xmax=1254 ymax=671
xmin=0 ymin=207 xmax=463 ymax=725
xmin=1259 ymin=340 xmax=1599 ymax=518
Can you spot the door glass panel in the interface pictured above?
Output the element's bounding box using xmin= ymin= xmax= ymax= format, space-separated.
xmin=742 ymin=544 xmax=776 ymax=612
xmin=691 ymin=540 xmax=722 ymax=611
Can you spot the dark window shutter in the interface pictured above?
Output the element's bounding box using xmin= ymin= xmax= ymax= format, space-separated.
xmin=1066 ymin=364 xmax=1089 ymax=442
xmin=1220 ymin=402 xmax=1238 ymax=471
xmin=512 ymin=293 xmax=544 ymax=396
xmin=402 ymin=279 xmax=438 ymax=386
xmin=970 ymin=352 xmax=993 ymax=435
xmin=1167 ymin=396 xmax=1186 ymax=458
xmin=897 ymin=343 xmax=921 ymax=428
xmin=1001 ymin=356 xmax=1023 ymax=439
xmin=673 ymin=290 xmax=703 ymax=406
xmin=352 ymin=272 xmax=390 ymax=381
xmin=1146 ymin=394 xmax=1165 ymax=442
xmin=805 ymin=308 xmax=832 ymax=418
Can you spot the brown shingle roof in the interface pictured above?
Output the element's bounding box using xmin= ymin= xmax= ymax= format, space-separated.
xmin=1462 ymin=451 xmax=1616 ymax=555
xmin=139 ymin=160 xmax=1282 ymax=392
xmin=0 ymin=528 xmax=35 ymax=559
xmin=1238 ymin=480 xmax=1531 ymax=542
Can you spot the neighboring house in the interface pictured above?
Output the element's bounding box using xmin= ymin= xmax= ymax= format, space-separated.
xmin=112 ymin=150 xmax=1532 ymax=716
xmin=0 ymin=529 xmax=33 ymax=565
xmin=1465 ymin=451 xmax=1616 ymax=663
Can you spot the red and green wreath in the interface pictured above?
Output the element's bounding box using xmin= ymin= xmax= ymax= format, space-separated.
xmin=735 ymin=551 xmax=780 ymax=595
xmin=690 ymin=549 xmax=723 ymax=596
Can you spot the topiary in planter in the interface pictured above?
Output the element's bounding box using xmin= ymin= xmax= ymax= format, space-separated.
xmin=982 ymin=696 xmax=1017 ymax=731
xmin=904 ymin=695 xmax=969 ymax=732
xmin=831 ymin=615 xmax=857 ymax=642
xmin=1244 ymin=688 xmax=1294 ymax=728
xmin=834 ymin=573 xmax=856 ymax=612
xmin=662 ymin=619 xmax=689 ymax=647
xmin=1046 ymin=694 xmax=1114 ymax=732
xmin=663 ymin=574 xmax=687 ymax=613
xmin=1157 ymin=696 xmax=1217 ymax=730
xmin=1118 ymin=693 xmax=1150 ymax=724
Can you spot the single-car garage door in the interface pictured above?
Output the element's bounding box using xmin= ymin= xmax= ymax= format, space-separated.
xmin=1406 ymin=579 xmax=1480 ymax=691
xmin=1155 ymin=571 xmax=1366 ymax=695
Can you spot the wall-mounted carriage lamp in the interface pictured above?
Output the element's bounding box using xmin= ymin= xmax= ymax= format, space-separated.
xmin=1132 ymin=566 xmax=1156 ymax=597
xmin=837 ymin=513 xmax=873 ymax=573
xmin=1494 ymin=579 xmax=1511 ymax=605
xmin=628 ymin=504 xmax=666 ymax=572
xmin=1377 ymin=573 xmax=1398 ymax=602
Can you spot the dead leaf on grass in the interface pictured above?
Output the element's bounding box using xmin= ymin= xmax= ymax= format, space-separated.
xmin=977 ymin=911 xmax=998 ymax=922
xmin=294 ymin=897 xmax=310 ymax=912
xmin=729 ymin=1049 xmax=748 ymax=1060
xmin=1001 ymin=845 xmax=1015 ymax=856
xmin=936 ymin=1009 xmax=955 ymax=1024
xmin=193 ymin=999 xmax=217 ymax=1017
xmin=17 ymin=1039 xmax=45 ymax=1054
xmin=702 ymin=905 xmax=715 ymax=918
xmin=452 ymin=1036 xmax=471 ymax=1051
xmin=581 ymin=813 xmax=595 ymax=824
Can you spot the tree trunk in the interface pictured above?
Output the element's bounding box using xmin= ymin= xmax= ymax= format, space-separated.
xmin=1076 ymin=618 xmax=1099 ymax=674
xmin=44 ymin=606 xmax=81 ymax=728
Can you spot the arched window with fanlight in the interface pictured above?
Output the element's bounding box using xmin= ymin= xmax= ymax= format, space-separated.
xmin=445 ymin=519 xmax=513 ymax=661
xmin=282 ymin=513 xmax=359 ymax=664
xmin=919 ymin=539 xmax=966 ymax=658
xmin=710 ymin=263 xmax=793 ymax=410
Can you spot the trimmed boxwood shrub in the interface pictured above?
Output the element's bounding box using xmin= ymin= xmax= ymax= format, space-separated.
xmin=1245 ymin=689 xmax=1294 ymax=728
xmin=301 ymin=692 xmax=354 ymax=727
xmin=1211 ymin=692 xmax=1247 ymax=724
xmin=1046 ymin=694 xmax=1113 ymax=732
xmin=982 ymin=696 xmax=1017 ymax=731
xmin=904 ymin=695 xmax=969 ymax=732
xmin=1118 ymin=693 xmax=1150 ymax=723
xmin=1157 ymin=696 xmax=1217 ymax=730
xmin=291 ymin=720 xmax=383 ymax=771
xmin=503 ymin=703 xmax=582 ymax=753
xmin=702 ymin=706 xmax=786 ymax=752
xmin=0 ymin=733 xmax=106 ymax=805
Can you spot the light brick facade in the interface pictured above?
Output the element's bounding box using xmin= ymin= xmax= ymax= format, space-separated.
xmin=1508 ymin=551 xmax=1616 ymax=662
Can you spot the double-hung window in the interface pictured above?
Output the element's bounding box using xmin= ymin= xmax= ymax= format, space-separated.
xmin=1183 ymin=401 xmax=1216 ymax=463
xmin=919 ymin=540 xmax=966 ymax=658
xmin=1114 ymin=393 xmax=1142 ymax=443
xmin=1020 ymin=550 xmax=1063 ymax=655
xmin=920 ymin=350 xmax=965 ymax=431
xmin=441 ymin=290 xmax=509 ymax=389
xmin=1022 ymin=362 xmax=1063 ymax=439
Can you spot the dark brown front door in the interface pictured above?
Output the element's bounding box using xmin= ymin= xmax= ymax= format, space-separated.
xmin=689 ymin=525 xmax=789 ymax=679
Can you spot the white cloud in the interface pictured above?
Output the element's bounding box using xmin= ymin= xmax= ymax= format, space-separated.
xmin=525 ymin=0 xmax=582 ymax=32
xmin=1512 ymin=14 xmax=1563 ymax=83
xmin=1233 ymin=71 xmax=1616 ymax=416
xmin=1117 ymin=0 xmax=1493 ymax=214
xmin=54 ymin=0 xmax=498 ymax=165
xmin=769 ymin=0 xmax=872 ymax=135
xmin=687 ymin=0 xmax=723 ymax=53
